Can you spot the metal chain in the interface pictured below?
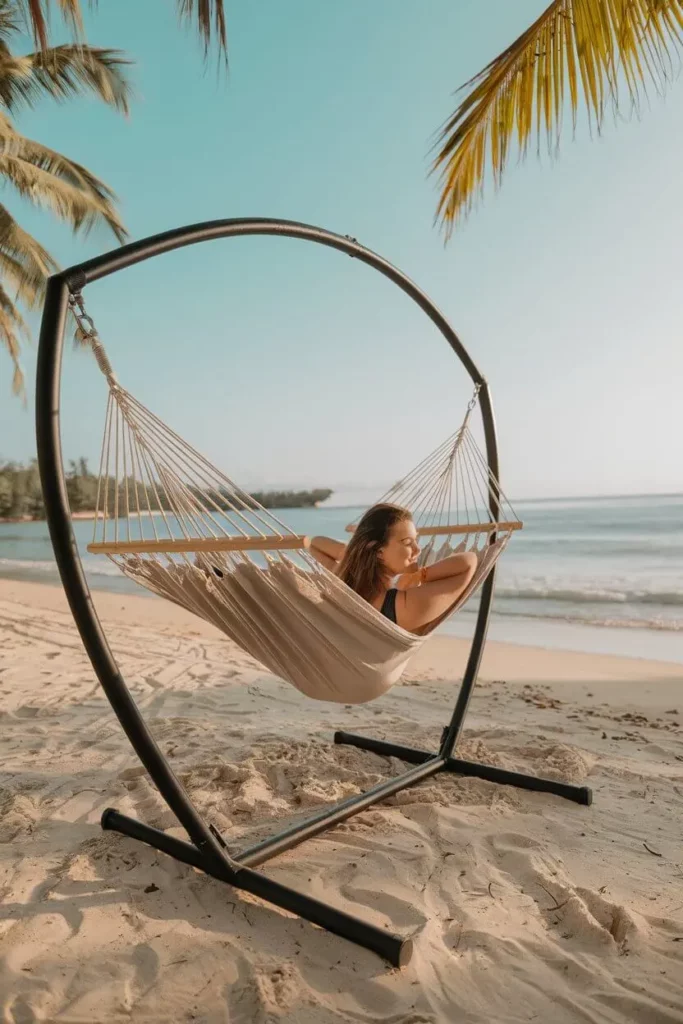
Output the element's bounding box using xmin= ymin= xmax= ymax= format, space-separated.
xmin=68 ymin=290 xmax=117 ymax=385
xmin=466 ymin=382 xmax=482 ymax=414
xmin=68 ymin=291 xmax=98 ymax=343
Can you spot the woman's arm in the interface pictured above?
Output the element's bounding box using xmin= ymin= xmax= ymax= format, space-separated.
xmin=396 ymin=550 xmax=478 ymax=590
xmin=309 ymin=535 xmax=347 ymax=572
xmin=398 ymin=550 xmax=478 ymax=633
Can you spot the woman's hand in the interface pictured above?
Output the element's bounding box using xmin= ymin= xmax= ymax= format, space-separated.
xmin=395 ymin=568 xmax=424 ymax=591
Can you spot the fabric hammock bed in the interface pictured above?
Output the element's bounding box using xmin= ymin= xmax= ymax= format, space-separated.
xmin=36 ymin=218 xmax=592 ymax=969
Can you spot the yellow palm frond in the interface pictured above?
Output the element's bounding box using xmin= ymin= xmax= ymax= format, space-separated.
xmin=0 ymin=203 xmax=58 ymax=292
xmin=19 ymin=0 xmax=85 ymax=51
xmin=0 ymin=44 xmax=133 ymax=114
xmin=0 ymin=279 xmax=29 ymax=399
xmin=431 ymin=0 xmax=683 ymax=237
xmin=0 ymin=114 xmax=127 ymax=241
xmin=17 ymin=0 xmax=228 ymax=64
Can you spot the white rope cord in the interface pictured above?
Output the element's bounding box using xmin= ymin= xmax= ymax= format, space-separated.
xmin=409 ymin=434 xmax=460 ymax=527
xmin=101 ymin=390 xmax=116 ymax=543
xmin=115 ymin=393 xmax=248 ymax=550
xmin=121 ymin=399 xmax=131 ymax=543
xmin=462 ymin=432 xmax=497 ymax=526
xmin=114 ymin=399 xmax=122 ymax=543
xmin=128 ymin=418 xmax=162 ymax=542
xmin=118 ymin=388 xmax=296 ymax=540
xmin=380 ymin=432 xmax=460 ymax=516
xmin=116 ymin=392 xmax=259 ymax=541
xmin=116 ymin=391 xmax=253 ymax=538
xmin=93 ymin=391 xmax=113 ymax=545
xmin=459 ymin=430 xmax=483 ymax=547
xmin=464 ymin=429 xmax=521 ymax=524
xmin=407 ymin=443 xmax=453 ymax=523
xmin=125 ymin=414 xmax=145 ymax=543
xmin=364 ymin=431 xmax=460 ymax=515
xmin=123 ymin=395 xmax=288 ymax=543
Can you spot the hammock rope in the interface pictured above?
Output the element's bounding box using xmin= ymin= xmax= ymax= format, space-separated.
xmin=70 ymin=291 xmax=522 ymax=704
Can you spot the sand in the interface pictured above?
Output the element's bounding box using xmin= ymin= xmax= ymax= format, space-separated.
xmin=1 ymin=577 xmax=682 ymax=1023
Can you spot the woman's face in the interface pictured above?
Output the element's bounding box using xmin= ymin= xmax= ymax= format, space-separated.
xmin=379 ymin=518 xmax=420 ymax=576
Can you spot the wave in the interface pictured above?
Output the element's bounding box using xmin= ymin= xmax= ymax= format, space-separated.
xmin=497 ymin=608 xmax=683 ymax=633
xmin=458 ymin=603 xmax=683 ymax=632
xmin=0 ymin=557 xmax=123 ymax=578
xmin=495 ymin=581 xmax=683 ymax=608
xmin=510 ymin=537 xmax=683 ymax=556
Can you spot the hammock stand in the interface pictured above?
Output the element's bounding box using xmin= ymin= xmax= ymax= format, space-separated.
xmin=36 ymin=218 xmax=592 ymax=969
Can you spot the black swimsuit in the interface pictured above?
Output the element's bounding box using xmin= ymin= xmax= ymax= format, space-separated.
xmin=380 ymin=588 xmax=398 ymax=624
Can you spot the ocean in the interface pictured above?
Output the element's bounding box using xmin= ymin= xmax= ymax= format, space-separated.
xmin=1 ymin=493 xmax=682 ymax=664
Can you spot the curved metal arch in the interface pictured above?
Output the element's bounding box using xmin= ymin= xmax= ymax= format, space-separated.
xmin=35 ymin=217 xmax=501 ymax=965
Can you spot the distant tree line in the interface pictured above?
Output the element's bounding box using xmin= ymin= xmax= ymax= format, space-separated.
xmin=0 ymin=459 xmax=332 ymax=520
xmin=249 ymin=489 xmax=332 ymax=509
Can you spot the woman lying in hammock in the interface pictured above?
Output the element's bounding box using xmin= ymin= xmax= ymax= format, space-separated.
xmin=310 ymin=503 xmax=478 ymax=634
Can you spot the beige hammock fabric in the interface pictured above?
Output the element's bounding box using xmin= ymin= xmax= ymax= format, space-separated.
xmin=71 ymin=294 xmax=522 ymax=704
xmin=118 ymin=539 xmax=506 ymax=703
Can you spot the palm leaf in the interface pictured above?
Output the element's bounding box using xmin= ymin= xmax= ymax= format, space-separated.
xmin=17 ymin=0 xmax=228 ymax=63
xmin=0 ymin=279 xmax=29 ymax=398
xmin=431 ymin=0 xmax=683 ymax=237
xmin=0 ymin=44 xmax=133 ymax=114
xmin=176 ymin=0 xmax=228 ymax=64
xmin=18 ymin=0 xmax=84 ymax=50
xmin=0 ymin=114 xmax=127 ymax=241
xmin=0 ymin=203 xmax=58 ymax=304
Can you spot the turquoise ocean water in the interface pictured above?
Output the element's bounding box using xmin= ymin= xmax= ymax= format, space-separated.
xmin=1 ymin=493 xmax=682 ymax=664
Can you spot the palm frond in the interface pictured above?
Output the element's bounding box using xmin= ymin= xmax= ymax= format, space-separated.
xmin=0 ymin=115 xmax=127 ymax=241
xmin=0 ymin=279 xmax=29 ymax=398
xmin=16 ymin=0 xmax=227 ymax=63
xmin=0 ymin=44 xmax=133 ymax=114
xmin=431 ymin=0 xmax=683 ymax=237
xmin=18 ymin=0 xmax=85 ymax=50
xmin=0 ymin=202 xmax=58 ymax=303
xmin=177 ymin=0 xmax=228 ymax=65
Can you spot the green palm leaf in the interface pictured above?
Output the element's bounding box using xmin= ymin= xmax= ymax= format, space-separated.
xmin=432 ymin=0 xmax=683 ymax=237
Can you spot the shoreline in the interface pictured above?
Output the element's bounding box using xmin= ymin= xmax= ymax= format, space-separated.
xmin=1 ymin=565 xmax=682 ymax=665
xmin=1 ymin=575 xmax=681 ymax=681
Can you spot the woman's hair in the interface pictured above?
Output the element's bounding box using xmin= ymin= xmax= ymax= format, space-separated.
xmin=336 ymin=502 xmax=413 ymax=602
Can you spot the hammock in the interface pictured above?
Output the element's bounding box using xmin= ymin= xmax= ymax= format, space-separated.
xmin=72 ymin=294 xmax=522 ymax=704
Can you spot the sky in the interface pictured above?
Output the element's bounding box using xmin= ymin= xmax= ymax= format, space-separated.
xmin=1 ymin=0 xmax=682 ymax=502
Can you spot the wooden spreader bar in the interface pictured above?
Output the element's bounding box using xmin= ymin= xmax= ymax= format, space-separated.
xmin=345 ymin=520 xmax=523 ymax=535
xmin=87 ymin=534 xmax=311 ymax=556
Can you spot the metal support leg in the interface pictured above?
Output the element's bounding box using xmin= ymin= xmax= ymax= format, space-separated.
xmin=102 ymin=809 xmax=413 ymax=967
xmin=333 ymin=730 xmax=434 ymax=765
xmin=334 ymin=732 xmax=592 ymax=805
xmin=445 ymin=758 xmax=592 ymax=805
xmin=235 ymin=755 xmax=444 ymax=867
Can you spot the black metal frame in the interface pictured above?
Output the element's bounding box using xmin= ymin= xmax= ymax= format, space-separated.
xmin=36 ymin=218 xmax=592 ymax=968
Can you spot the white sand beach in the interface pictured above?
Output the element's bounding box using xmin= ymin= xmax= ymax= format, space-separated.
xmin=1 ymin=577 xmax=682 ymax=1023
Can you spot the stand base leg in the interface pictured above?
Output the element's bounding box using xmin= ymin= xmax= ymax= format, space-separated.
xmin=101 ymin=809 xmax=413 ymax=967
xmin=334 ymin=731 xmax=593 ymax=806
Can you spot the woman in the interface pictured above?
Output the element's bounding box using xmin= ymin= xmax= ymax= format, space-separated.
xmin=310 ymin=503 xmax=478 ymax=635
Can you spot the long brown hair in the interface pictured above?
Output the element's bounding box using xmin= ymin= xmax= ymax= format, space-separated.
xmin=336 ymin=503 xmax=413 ymax=602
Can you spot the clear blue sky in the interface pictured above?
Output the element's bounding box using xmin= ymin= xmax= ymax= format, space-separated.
xmin=2 ymin=0 xmax=681 ymax=501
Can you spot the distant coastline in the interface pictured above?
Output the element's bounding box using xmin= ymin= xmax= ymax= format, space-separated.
xmin=0 ymin=488 xmax=334 ymax=523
